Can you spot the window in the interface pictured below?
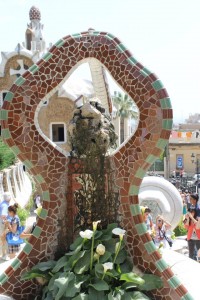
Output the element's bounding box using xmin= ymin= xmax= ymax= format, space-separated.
xmin=51 ymin=123 xmax=66 ymax=143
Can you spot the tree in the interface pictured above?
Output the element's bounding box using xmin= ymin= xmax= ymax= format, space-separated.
xmin=112 ymin=91 xmax=138 ymax=143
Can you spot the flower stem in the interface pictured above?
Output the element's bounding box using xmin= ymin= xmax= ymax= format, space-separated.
xmin=113 ymin=240 xmax=122 ymax=264
xmin=90 ymin=232 xmax=95 ymax=271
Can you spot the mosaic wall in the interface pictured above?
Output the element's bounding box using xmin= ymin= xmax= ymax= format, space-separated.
xmin=0 ymin=30 xmax=193 ymax=299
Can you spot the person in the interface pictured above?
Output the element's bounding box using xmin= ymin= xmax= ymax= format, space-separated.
xmin=140 ymin=206 xmax=154 ymax=235
xmin=4 ymin=203 xmax=21 ymax=259
xmin=154 ymin=215 xmax=172 ymax=249
xmin=185 ymin=190 xmax=190 ymax=210
xmin=180 ymin=190 xmax=187 ymax=215
xmin=0 ymin=192 xmax=11 ymax=259
xmin=190 ymin=194 xmax=200 ymax=216
xmin=183 ymin=206 xmax=200 ymax=260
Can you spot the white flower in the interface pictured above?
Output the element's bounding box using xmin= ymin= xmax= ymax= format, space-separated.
xmin=112 ymin=228 xmax=126 ymax=240
xmin=93 ymin=220 xmax=101 ymax=231
xmin=103 ymin=262 xmax=113 ymax=272
xmin=79 ymin=229 xmax=93 ymax=239
xmin=96 ymin=244 xmax=105 ymax=256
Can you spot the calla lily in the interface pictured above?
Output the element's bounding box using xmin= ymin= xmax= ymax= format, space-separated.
xmin=103 ymin=262 xmax=113 ymax=273
xmin=80 ymin=229 xmax=93 ymax=240
xmin=93 ymin=220 xmax=101 ymax=231
xmin=112 ymin=228 xmax=126 ymax=240
xmin=96 ymin=244 xmax=105 ymax=256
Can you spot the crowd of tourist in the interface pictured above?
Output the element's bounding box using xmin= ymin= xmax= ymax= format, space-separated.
xmin=141 ymin=191 xmax=200 ymax=261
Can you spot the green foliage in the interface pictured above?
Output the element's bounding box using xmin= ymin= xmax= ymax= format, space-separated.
xmin=0 ymin=137 xmax=16 ymax=170
xmin=112 ymin=91 xmax=138 ymax=119
xmin=21 ymin=223 xmax=163 ymax=299
xmin=174 ymin=217 xmax=187 ymax=237
xmin=17 ymin=206 xmax=30 ymax=226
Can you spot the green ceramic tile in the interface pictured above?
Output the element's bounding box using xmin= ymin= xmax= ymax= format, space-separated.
xmin=127 ymin=57 xmax=138 ymax=66
xmin=129 ymin=185 xmax=139 ymax=195
xmin=0 ymin=273 xmax=8 ymax=284
xmin=11 ymin=258 xmax=21 ymax=270
xmin=168 ymin=275 xmax=181 ymax=289
xmin=160 ymin=97 xmax=172 ymax=109
xmin=92 ymin=31 xmax=100 ymax=36
xmin=152 ymin=80 xmax=164 ymax=91
xmin=130 ymin=204 xmax=141 ymax=216
xmin=23 ymin=243 xmax=32 ymax=255
xmin=140 ymin=67 xmax=152 ymax=77
xmin=106 ymin=33 xmax=115 ymax=40
xmin=71 ymin=33 xmax=82 ymax=38
xmin=15 ymin=76 xmax=25 ymax=87
xmin=135 ymin=167 xmax=146 ymax=179
xmin=1 ymin=128 xmax=11 ymax=139
xmin=144 ymin=241 xmax=156 ymax=254
xmin=155 ymin=258 xmax=168 ymax=272
xmin=55 ymin=39 xmax=65 ymax=48
xmin=32 ymin=226 xmax=42 ymax=238
xmin=11 ymin=145 xmax=21 ymax=155
xmin=116 ymin=43 xmax=126 ymax=53
xmin=43 ymin=190 xmax=50 ymax=201
xmin=156 ymin=138 xmax=168 ymax=150
xmin=146 ymin=154 xmax=157 ymax=164
xmin=181 ymin=293 xmax=195 ymax=300
xmin=162 ymin=119 xmax=173 ymax=130
xmin=29 ymin=64 xmax=39 ymax=74
xmin=35 ymin=174 xmax=45 ymax=184
xmin=135 ymin=223 xmax=147 ymax=235
xmin=4 ymin=91 xmax=14 ymax=102
xmin=43 ymin=52 xmax=53 ymax=62
xmin=40 ymin=208 xmax=48 ymax=219
xmin=23 ymin=159 xmax=33 ymax=169
xmin=0 ymin=109 xmax=8 ymax=120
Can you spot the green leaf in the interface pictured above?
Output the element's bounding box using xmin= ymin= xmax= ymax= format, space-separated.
xmin=74 ymin=250 xmax=91 ymax=274
xmin=70 ymin=236 xmax=83 ymax=251
xmin=120 ymin=273 xmax=145 ymax=285
xmin=89 ymin=279 xmax=109 ymax=291
xmin=88 ymin=287 xmax=107 ymax=300
xmin=94 ymin=263 xmax=104 ymax=278
xmin=121 ymin=282 xmax=137 ymax=290
xmin=139 ymin=274 xmax=163 ymax=291
xmin=99 ymin=251 xmax=112 ymax=263
xmin=52 ymin=256 xmax=68 ymax=273
xmin=65 ymin=275 xmax=82 ymax=297
xmin=48 ymin=273 xmax=61 ymax=291
xmin=43 ymin=292 xmax=54 ymax=300
xmin=120 ymin=258 xmax=133 ymax=273
xmin=94 ymin=230 xmax=103 ymax=239
xmin=103 ymin=238 xmax=117 ymax=253
xmin=115 ymin=249 xmax=127 ymax=264
xmin=32 ymin=260 xmax=56 ymax=271
xmin=108 ymin=292 xmax=122 ymax=300
xmin=54 ymin=272 xmax=75 ymax=300
xmin=21 ymin=269 xmax=49 ymax=280
xmin=122 ymin=291 xmax=150 ymax=299
xmin=72 ymin=293 xmax=89 ymax=300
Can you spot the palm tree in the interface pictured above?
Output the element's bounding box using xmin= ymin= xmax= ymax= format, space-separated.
xmin=112 ymin=91 xmax=138 ymax=144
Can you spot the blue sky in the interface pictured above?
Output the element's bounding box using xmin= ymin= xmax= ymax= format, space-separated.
xmin=0 ymin=0 xmax=200 ymax=123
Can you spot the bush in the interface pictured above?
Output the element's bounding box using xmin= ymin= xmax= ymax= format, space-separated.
xmin=0 ymin=138 xmax=16 ymax=170
xmin=174 ymin=217 xmax=187 ymax=237
xmin=17 ymin=207 xmax=30 ymax=226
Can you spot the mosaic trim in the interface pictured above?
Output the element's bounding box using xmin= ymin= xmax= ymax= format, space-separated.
xmin=0 ymin=30 xmax=190 ymax=300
